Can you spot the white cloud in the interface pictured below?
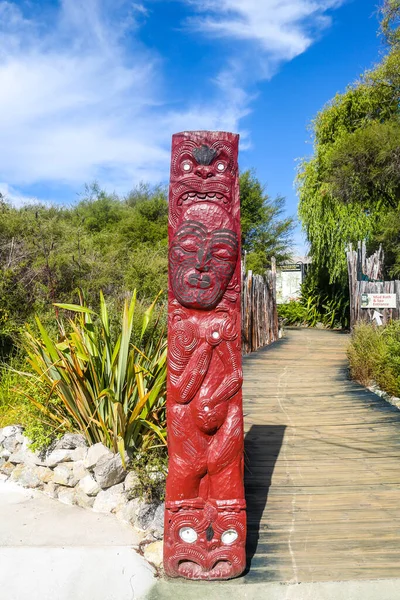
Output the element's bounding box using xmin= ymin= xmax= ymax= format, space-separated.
xmin=183 ymin=0 xmax=345 ymax=70
xmin=0 ymin=0 xmax=247 ymax=197
xmin=0 ymin=182 xmax=40 ymax=208
xmin=0 ymin=0 xmax=345 ymax=198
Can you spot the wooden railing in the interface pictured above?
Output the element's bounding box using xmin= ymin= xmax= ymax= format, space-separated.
xmin=241 ymin=257 xmax=279 ymax=354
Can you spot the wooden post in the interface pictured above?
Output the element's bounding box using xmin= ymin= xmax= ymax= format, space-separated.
xmin=164 ymin=131 xmax=246 ymax=580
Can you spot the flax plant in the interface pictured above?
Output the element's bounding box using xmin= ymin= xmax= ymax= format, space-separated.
xmin=19 ymin=291 xmax=167 ymax=456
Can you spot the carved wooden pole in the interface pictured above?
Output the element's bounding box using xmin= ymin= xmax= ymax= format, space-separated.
xmin=164 ymin=131 xmax=246 ymax=580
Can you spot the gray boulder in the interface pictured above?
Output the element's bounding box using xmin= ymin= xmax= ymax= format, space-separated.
xmin=74 ymin=488 xmax=95 ymax=509
xmin=92 ymin=483 xmax=126 ymax=514
xmin=72 ymin=461 xmax=89 ymax=481
xmin=57 ymin=486 xmax=76 ymax=505
xmin=3 ymin=436 xmax=21 ymax=454
xmin=0 ymin=461 xmax=15 ymax=477
xmin=53 ymin=433 xmax=87 ymax=450
xmin=94 ymin=453 xmax=127 ymax=489
xmin=36 ymin=466 xmax=54 ymax=484
xmin=8 ymin=438 xmax=46 ymax=467
xmin=46 ymin=446 xmax=87 ymax=468
xmin=84 ymin=443 xmax=113 ymax=470
xmin=10 ymin=464 xmax=43 ymax=489
xmin=77 ymin=474 xmax=100 ymax=496
xmin=124 ymin=470 xmax=140 ymax=493
xmin=42 ymin=482 xmax=59 ymax=499
xmin=150 ymin=503 xmax=165 ymax=540
xmin=1 ymin=425 xmax=23 ymax=438
xmin=115 ymin=498 xmax=141 ymax=525
xmin=136 ymin=501 xmax=158 ymax=531
xmin=53 ymin=463 xmax=79 ymax=487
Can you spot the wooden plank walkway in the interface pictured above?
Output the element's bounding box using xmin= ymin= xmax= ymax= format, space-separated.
xmin=243 ymin=327 xmax=400 ymax=583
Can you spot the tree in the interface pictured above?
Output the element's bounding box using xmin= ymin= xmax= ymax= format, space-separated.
xmin=239 ymin=170 xmax=295 ymax=272
xmin=298 ymin=5 xmax=400 ymax=284
xmin=380 ymin=0 xmax=400 ymax=47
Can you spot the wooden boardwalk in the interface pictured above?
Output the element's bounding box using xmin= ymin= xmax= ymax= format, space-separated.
xmin=243 ymin=328 xmax=400 ymax=583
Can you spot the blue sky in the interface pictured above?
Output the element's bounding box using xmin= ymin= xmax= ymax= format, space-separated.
xmin=0 ymin=0 xmax=384 ymax=252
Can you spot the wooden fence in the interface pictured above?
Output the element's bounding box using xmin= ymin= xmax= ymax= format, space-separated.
xmin=346 ymin=241 xmax=400 ymax=329
xmin=241 ymin=257 xmax=279 ymax=354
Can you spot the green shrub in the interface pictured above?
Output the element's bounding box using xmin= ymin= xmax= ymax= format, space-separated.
xmin=0 ymin=354 xmax=61 ymax=450
xmin=278 ymin=280 xmax=349 ymax=330
xmin=15 ymin=291 xmax=167 ymax=456
xmin=278 ymin=301 xmax=307 ymax=325
xmin=348 ymin=321 xmax=400 ymax=396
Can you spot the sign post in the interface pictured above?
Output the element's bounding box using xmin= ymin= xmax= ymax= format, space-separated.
xmin=360 ymin=294 xmax=397 ymax=309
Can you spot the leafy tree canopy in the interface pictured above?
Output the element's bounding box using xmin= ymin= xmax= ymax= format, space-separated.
xmin=298 ymin=1 xmax=400 ymax=283
xmin=240 ymin=170 xmax=295 ymax=272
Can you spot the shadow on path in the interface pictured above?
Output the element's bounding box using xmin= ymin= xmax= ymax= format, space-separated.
xmin=244 ymin=424 xmax=286 ymax=573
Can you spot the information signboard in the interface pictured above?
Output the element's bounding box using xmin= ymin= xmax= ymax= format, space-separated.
xmin=361 ymin=293 xmax=397 ymax=309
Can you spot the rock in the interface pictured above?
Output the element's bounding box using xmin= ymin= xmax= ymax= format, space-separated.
xmin=3 ymin=436 xmax=21 ymax=454
xmin=0 ymin=457 xmax=5 ymax=469
xmin=136 ymin=501 xmax=158 ymax=531
xmin=57 ymin=486 xmax=76 ymax=505
xmin=74 ymin=488 xmax=95 ymax=509
xmin=84 ymin=443 xmax=113 ymax=470
xmin=42 ymin=482 xmax=59 ymax=499
xmin=53 ymin=463 xmax=79 ymax=487
xmin=77 ymin=474 xmax=100 ymax=496
xmin=8 ymin=438 xmax=46 ymax=466
xmin=143 ymin=541 xmax=163 ymax=569
xmin=10 ymin=464 xmax=43 ymax=489
xmin=46 ymin=446 xmax=87 ymax=467
xmin=1 ymin=425 xmax=23 ymax=438
xmin=92 ymin=483 xmax=126 ymax=514
xmin=0 ymin=473 xmax=9 ymax=483
xmin=124 ymin=470 xmax=140 ymax=493
xmin=72 ymin=461 xmax=89 ymax=481
xmin=0 ymin=448 xmax=11 ymax=460
xmin=0 ymin=461 xmax=15 ymax=477
xmin=53 ymin=433 xmax=87 ymax=450
xmin=36 ymin=466 xmax=54 ymax=484
xmin=94 ymin=453 xmax=127 ymax=489
xmin=15 ymin=432 xmax=25 ymax=444
xmin=150 ymin=503 xmax=165 ymax=540
xmin=115 ymin=498 xmax=141 ymax=525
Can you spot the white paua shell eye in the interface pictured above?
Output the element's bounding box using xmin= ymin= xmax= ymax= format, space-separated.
xmin=217 ymin=162 xmax=225 ymax=171
xmin=179 ymin=527 xmax=198 ymax=543
xmin=212 ymin=331 xmax=220 ymax=339
xmin=221 ymin=529 xmax=238 ymax=545
xmin=182 ymin=162 xmax=191 ymax=171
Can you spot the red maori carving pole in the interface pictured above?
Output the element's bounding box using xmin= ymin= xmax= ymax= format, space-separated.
xmin=164 ymin=131 xmax=246 ymax=580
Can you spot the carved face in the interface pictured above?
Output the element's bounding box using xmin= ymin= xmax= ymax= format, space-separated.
xmin=164 ymin=503 xmax=246 ymax=580
xmin=169 ymin=138 xmax=238 ymax=228
xmin=170 ymin=203 xmax=238 ymax=310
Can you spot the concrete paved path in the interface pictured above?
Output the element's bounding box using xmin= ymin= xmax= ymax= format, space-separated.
xmin=0 ymin=480 xmax=155 ymax=600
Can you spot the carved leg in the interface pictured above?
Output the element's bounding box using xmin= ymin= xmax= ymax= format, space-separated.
xmin=166 ymin=403 xmax=208 ymax=501
xmin=207 ymin=403 xmax=245 ymax=500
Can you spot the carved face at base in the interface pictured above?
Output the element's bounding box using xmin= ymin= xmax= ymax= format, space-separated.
xmin=170 ymin=203 xmax=238 ymax=310
xmin=164 ymin=502 xmax=246 ymax=580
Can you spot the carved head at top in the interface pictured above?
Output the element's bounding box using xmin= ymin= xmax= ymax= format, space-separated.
xmin=169 ymin=133 xmax=239 ymax=228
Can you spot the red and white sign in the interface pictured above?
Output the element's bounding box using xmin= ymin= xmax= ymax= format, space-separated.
xmin=361 ymin=294 xmax=397 ymax=309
